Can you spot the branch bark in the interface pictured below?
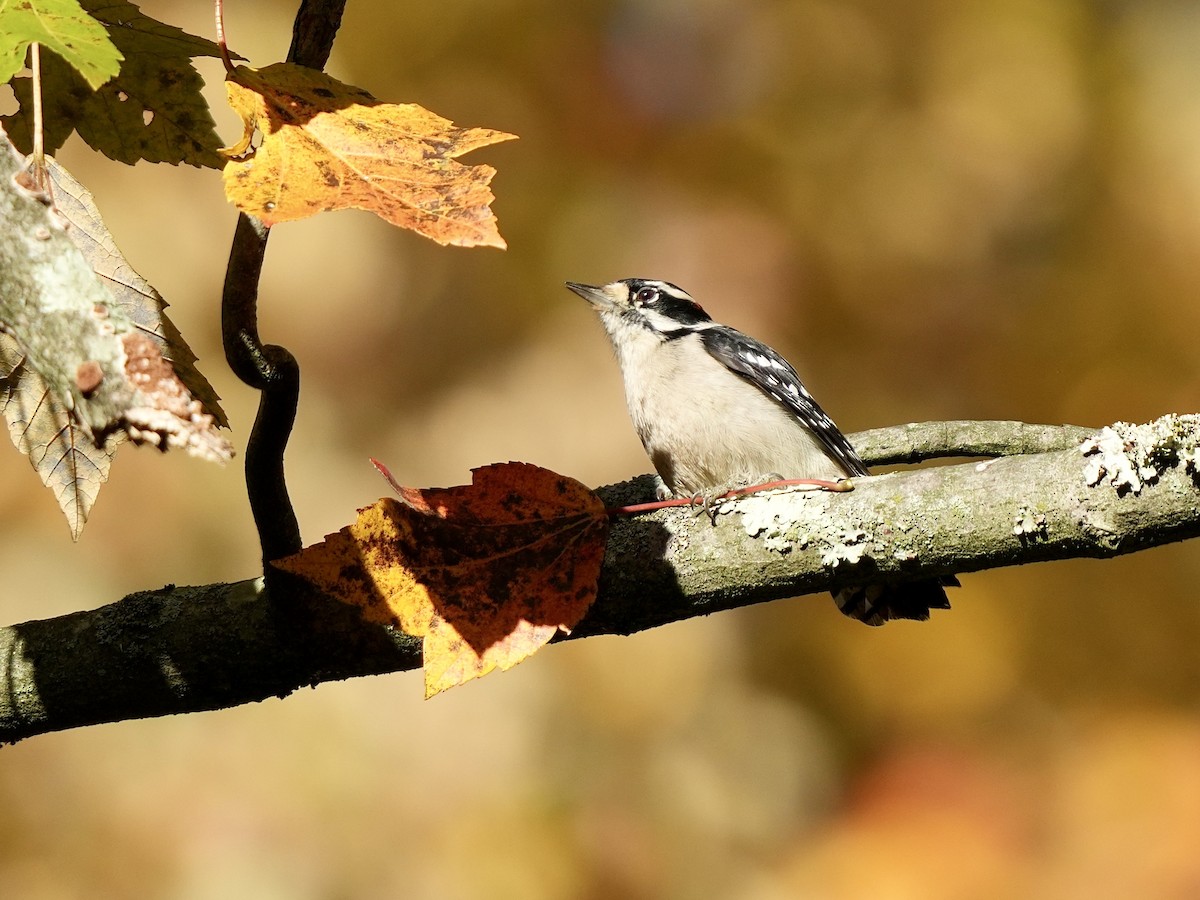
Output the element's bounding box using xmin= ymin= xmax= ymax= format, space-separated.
xmin=3 ymin=417 xmax=1198 ymax=744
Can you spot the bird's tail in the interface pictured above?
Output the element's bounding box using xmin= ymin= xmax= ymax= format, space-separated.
xmin=834 ymin=576 xmax=958 ymax=626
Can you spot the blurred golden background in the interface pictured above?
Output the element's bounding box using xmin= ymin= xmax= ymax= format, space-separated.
xmin=3 ymin=0 xmax=1200 ymax=896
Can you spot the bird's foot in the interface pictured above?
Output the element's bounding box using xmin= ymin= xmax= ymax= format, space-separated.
xmin=654 ymin=475 xmax=673 ymax=501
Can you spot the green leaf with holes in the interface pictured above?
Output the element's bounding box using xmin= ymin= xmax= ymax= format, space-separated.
xmin=0 ymin=0 xmax=121 ymax=88
xmin=2 ymin=0 xmax=227 ymax=167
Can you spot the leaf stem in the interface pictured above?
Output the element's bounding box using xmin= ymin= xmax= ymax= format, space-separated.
xmin=25 ymin=42 xmax=52 ymax=196
xmin=606 ymin=477 xmax=852 ymax=517
xmin=370 ymin=457 xmax=405 ymax=497
xmin=214 ymin=0 xmax=235 ymax=74
xmin=29 ymin=43 xmax=44 ymax=168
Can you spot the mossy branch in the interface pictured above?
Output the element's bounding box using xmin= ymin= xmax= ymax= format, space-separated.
xmin=3 ymin=417 xmax=1198 ymax=744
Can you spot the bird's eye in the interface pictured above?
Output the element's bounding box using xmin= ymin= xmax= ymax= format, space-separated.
xmin=635 ymin=287 xmax=660 ymax=304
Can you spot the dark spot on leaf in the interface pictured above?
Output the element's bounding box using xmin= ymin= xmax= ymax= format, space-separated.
xmin=337 ymin=562 xmax=367 ymax=584
xmin=75 ymin=361 xmax=103 ymax=396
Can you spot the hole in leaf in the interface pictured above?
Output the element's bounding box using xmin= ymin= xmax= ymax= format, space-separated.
xmin=143 ymin=109 xmax=154 ymax=125
xmin=0 ymin=82 xmax=16 ymax=116
xmin=117 ymin=90 xmax=129 ymax=101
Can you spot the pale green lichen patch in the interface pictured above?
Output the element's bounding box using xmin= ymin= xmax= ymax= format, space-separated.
xmin=735 ymin=490 xmax=879 ymax=569
xmin=736 ymin=491 xmax=813 ymax=552
xmin=1082 ymin=415 xmax=1200 ymax=494
xmin=1185 ymin=446 xmax=1200 ymax=476
xmin=1013 ymin=506 xmax=1048 ymax=538
xmin=821 ymin=530 xmax=869 ymax=566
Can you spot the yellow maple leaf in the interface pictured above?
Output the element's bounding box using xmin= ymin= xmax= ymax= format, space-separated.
xmin=220 ymin=62 xmax=516 ymax=248
xmin=275 ymin=463 xmax=609 ymax=697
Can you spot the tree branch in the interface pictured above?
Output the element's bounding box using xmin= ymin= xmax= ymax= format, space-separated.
xmin=851 ymin=419 xmax=1094 ymax=464
xmin=3 ymin=417 xmax=1198 ymax=743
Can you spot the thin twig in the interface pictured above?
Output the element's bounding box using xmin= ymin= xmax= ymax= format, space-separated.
xmin=214 ymin=0 xmax=235 ymax=74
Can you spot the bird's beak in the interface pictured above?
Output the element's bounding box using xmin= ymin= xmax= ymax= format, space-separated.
xmin=565 ymin=281 xmax=616 ymax=310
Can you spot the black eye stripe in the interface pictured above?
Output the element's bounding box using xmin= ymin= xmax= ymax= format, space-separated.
xmin=618 ymin=277 xmax=713 ymax=328
xmin=653 ymin=292 xmax=710 ymax=325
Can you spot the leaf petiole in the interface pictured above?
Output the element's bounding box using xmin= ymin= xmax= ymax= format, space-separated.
xmin=606 ymin=477 xmax=853 ymax=517
xmin=30 ymin=42 xmax=43 ymax=168
xmin=214 ymin=0 xmax=235 ymax=74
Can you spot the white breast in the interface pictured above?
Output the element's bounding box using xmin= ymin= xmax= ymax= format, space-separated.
xmin=603 ymin=320 xmax=848 ymax=496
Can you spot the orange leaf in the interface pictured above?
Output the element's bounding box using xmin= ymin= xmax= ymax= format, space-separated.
xmin=220 ymin=62 xmax=516 ymax=248
xmin=275 ymin=463 xmax=609 ymax=697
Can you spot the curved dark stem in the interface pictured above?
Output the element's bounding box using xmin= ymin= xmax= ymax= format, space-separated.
xmin=245 ymin=343 xmax=301 ymax=559
xmin=218 ymin=0 xmax=349 ymax=565
xmin=221 ymin=215 xmax=301 ymax=563
xmin=287 ymin=0 xmax=347 ymax=67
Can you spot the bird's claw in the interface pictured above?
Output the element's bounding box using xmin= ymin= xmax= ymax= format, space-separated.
xmin=654 ymin=475 xmax=673 ymax=501
xmin=685 ymin=491 xmax=728 ymax=522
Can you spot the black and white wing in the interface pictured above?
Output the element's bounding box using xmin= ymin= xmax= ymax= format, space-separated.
xmin=699 ymin=325 xmax=868 ymax=477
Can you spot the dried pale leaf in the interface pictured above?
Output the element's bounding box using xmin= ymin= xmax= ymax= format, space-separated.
xmin=221 ymin=62 xmax=516 ymax=248
xmin=0 ymin=333 xmax=118 ymax=538
xmin=0 ymin=136 xmax=231 ymax=536
xmin=0 ymin=0 xmax=122 ymax=88
xmin=120 ymin=331 xmax=230 ymax=461
xmin=276 ymin=463 xmax=608 ymax=697
xmin=2 ymin=0 xmax=226 ymax=166
xmin=46 ymin=158 xmax=226 ymax=425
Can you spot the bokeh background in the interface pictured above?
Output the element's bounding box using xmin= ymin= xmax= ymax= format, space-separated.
xmin=4 ymin=0 xmax=1200 ymax=896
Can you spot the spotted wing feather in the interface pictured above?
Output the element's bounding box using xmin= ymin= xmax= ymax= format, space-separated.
xmin=699 ymin=326 xmax=868 ymax=477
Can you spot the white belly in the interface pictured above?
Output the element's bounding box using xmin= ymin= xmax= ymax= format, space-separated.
xmin=621 ymin=338 xmax=850 ymax=496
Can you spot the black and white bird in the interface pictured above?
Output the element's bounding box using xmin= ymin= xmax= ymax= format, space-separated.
xmin=565 ymin=277 xmax=954 ymax=625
